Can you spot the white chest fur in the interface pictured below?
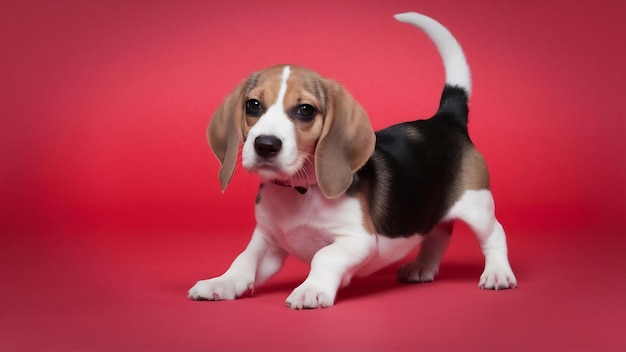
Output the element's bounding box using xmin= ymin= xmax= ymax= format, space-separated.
xmin=255 ymin=184 xmax=362 ymax=262
xmin=255 ymin=183 xmax=423 ymax=274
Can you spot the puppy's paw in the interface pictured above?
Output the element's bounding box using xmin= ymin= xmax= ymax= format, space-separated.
xmin=188 ymin=276 xmax=254 ymax=301
xmin=285 ymin=282 xmax=336 ymax=310
xmin=478 ymin=267 xmax=517 ymax=290
xmin=397 ymin=262 xmax=438 ymax=283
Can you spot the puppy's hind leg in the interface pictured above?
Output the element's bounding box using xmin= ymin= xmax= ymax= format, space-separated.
xmin=397 ymin=222 xmax=453 ymax=283
xmin=449 ymin=190 xmax=517 ymax=290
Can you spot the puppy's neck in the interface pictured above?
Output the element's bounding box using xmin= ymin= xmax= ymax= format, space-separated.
xmin=271 ymin=180 xmax=309 ymax=194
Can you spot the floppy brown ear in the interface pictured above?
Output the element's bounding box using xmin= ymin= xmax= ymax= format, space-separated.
xmin=315 ymin=80 xmax=376 ymax=199
xmin=208 ymin=83 xmax=245 ymax=192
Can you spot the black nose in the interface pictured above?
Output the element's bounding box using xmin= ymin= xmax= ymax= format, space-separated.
xmin=254 ymin=135 xmax=282 ymax=158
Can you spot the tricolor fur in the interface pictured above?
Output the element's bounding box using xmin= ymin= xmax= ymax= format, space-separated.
xmin=189 ymin=12 xmax=517 ymax=309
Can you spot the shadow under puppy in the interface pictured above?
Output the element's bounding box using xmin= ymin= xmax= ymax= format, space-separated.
xmin=189 ymin=12 xmax=517 ymax=309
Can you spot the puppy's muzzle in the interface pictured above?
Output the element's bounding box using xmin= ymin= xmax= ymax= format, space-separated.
xmin=254 ymin=135 xmax=282 ymax=158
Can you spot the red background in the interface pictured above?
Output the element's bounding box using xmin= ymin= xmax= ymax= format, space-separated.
xmin=1 ymin=0 xmax=625 ymax=350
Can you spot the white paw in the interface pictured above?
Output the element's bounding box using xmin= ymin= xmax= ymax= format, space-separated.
xmin=285 ymin=282 xmax=336 ymax=310
xmin=397 ymin=262 xmax=438 ymax=283
xmin=478 ymin=266 xmax=517 ymax=290
xmin=188 ymin=276 xmax=254 ymax=301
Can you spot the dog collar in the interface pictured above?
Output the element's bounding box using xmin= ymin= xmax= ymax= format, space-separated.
xmin=271 ymin=181 xmax=308 ymax=194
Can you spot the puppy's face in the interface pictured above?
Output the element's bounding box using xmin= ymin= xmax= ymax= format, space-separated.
xmin=241 ymin=66 xmax=324 ymax=186
xmin=209 ymin=65 xmax=376 ymax=199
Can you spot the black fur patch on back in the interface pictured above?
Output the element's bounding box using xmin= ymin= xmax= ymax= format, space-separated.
xmin=348 ymin=84 xmax=471 ymax=237
xmin=350 ymin=115 xmax=472 ymax=237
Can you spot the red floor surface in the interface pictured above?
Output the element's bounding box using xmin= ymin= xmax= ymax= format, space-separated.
xmin=2 ymin=0 xmax=625 ymax=351
xmin=1 ymin=225 xmax=625 ymax=351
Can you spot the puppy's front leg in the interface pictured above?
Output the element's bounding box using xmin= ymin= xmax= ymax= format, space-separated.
xmin=285 ymin=234 xmax=375 ymax=309
xmin=188 ymin=229 xmax=287 ymax=301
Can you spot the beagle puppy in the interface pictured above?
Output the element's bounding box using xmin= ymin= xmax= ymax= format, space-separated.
xmin=189 ymin=12 xmax=517 ymax=309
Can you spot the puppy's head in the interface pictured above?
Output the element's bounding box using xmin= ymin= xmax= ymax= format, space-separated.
xmin=208 ymin=65 xmax=375 ymax=199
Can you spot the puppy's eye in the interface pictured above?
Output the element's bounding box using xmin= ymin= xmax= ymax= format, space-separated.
xmin=295 ymin=104 xmax=316 ymax=120
xmin=246 ymin=99 xmax=263 ymax=117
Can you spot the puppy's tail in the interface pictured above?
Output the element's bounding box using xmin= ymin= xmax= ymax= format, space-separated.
xmin=394 ymin=12 xmax=470 ymax=126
